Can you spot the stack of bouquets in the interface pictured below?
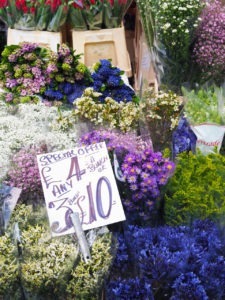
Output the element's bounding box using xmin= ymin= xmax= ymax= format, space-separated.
xmin=72 ymin=59 xmax=140 ymax=132
xmin=79 ymin=130 xmax=175 ymax=225
xmin=68 ymin=0 xmax=132 ymax=30
xmin=0 ymin=42 xmax=52 ymax=104
xmin=0 ymin=204 xmax=116 ymax=299
xmin=0 ymin=0 xmax=68 ymax=31
xmin=44 ymin=43 xmax=92 ymax=105
xmin=0 ymin=42 xmax=91 ymax=105
xmin=106 ymin=219 xmax=225 ymax=299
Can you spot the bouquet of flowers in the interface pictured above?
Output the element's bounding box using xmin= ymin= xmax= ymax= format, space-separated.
xmin=68 ymin=0 xmax=132 ymax=30
xmin=0 ymin=0 xmax=68 ymax=31
xmin=91 ymin=59 xmax=138 ymax=103
xmin=0 ymin=42 xmax=52 ymax=104
xmin=44 ymin=43 xmax=92 ymax=105
xmin=193 ymin=0 xmax=225 ymax=84
xmin=140 ymin=87 xmax=183 ymax=151
xmin=79 ymin=130 xmax=174 ymax=225
xmin=106 ymin=219 xmax=225 ymax=299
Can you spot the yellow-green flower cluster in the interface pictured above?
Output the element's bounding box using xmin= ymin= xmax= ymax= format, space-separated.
xmin=0 ymin=234 xmax=20 ymax=297
xmin=73 ymin=88 xmax=140 ymax=132
xmin=66 ymin=232 xmax=116 ymax=300
xmin=141 ymin=87 xmax=183 ymax=130
xmin=140 ymin=87 xmax=183 ymax=150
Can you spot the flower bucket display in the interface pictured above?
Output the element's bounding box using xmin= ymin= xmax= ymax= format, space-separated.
xmin=191 ymin=123 xmax=225 ymax=154
xmin=72 ymin=26 xmax=132 ymax=77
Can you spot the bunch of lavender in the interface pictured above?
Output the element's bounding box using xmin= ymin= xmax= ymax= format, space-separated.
xmin=44 ymin=44 xmax=92 ymax=105
xmin=106 ymin=219 xmax=225 ymax=299
xmin=0 ymin=43 xmax=51 ymax=104
xmin=91 ymin=59 xmax=138 ymax=103
xmin=193 ymin=0 xmax=225 ymax=83
xmin=6 ymin=144 xmax=48 ymax=206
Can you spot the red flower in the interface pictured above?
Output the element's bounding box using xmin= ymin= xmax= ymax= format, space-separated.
xmin=72 ymin=0 xmax=83 ymax=8
xmin=0 ymin=0 xmax=8 ymax=8
xmin=89 ymin=0 xmax=95 ymax=5
xmin=45 ymin=0 xmax=62 ymax=12
xmin=30 ymin=6 xmax=35 ymax=14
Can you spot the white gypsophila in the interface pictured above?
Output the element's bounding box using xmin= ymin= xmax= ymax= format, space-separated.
xmin=0 ymin=101 xmax=79 ymax=180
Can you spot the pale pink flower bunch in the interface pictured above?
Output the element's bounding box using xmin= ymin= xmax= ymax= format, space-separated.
xmin=193 ymin=0 xmax=225 ymax=82
xmin=6 ymin=144 xmax=47 ymax=194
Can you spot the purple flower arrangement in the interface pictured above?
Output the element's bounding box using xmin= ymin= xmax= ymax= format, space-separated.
xmin=79 ymin=130 xmax=174 ymax=224
xmin=43 ymin=44 xmax=92 ymax=105
xmin=121 ymin=148 xmax=175 ymax=223
xmin=193 ymin=0 xmax=225 ymax=83
xmin=106 ymin=219 xmax=225 ymax=299
xmin=5 ymin=144 xmax=48 ymax=206
xmin=91 ymin=59 xmax=138 ymax=103
xmin=0 ymin=43 xmax=51 ymax=104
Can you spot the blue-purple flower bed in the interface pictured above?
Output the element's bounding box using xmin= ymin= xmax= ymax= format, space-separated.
xmin=106 ymin=219 xmax=225 ymax=299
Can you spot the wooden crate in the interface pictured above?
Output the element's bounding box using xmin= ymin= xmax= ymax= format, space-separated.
xmin=7 ymin=28 xmax=63 ymax=52
xmin=72 ymin=26 xmax=132 ymax=77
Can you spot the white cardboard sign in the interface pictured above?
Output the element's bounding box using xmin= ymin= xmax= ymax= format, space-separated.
xmin=37 ymin=142 xmax=126 ymax=237
xmin=191 ymin=123 xmax=225 ymax=155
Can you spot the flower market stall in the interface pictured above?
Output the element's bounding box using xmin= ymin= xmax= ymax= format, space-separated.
xmin=2 ymin=0 xmax=225 ymax=299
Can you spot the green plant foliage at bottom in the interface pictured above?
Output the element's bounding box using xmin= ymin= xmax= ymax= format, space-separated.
xmin=66 ymin=232 xmax=116 ymax=300
xmin=164 ymin=152 xmax=225 ymax=226
xmin=0 ymin=204 xmax=116 ymax=299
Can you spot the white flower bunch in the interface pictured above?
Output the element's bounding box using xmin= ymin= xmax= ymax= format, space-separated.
xmin=155 ymin=0 xmax=204 ymax=51
xmin=0 ymin=101 xmax=78 ymax=180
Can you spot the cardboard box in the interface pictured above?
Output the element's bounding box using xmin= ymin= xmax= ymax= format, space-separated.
xmin=7 ymin=28 xmax=63 ymax=52
xmin=72 ymin=26 xmax=132 ymax=77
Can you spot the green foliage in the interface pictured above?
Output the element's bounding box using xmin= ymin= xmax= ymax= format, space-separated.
xmin=183 ymin=86 xmax=225 ymax=125
xmin=164 ymin=151 xmax=225 ymax=226
xmin=1 ymin=204 xmax=116 ymax=298
xmin=0 ymin=234 xmax=21 ymax=298
xmin=66 ymin=232 xmax=116 ymax=300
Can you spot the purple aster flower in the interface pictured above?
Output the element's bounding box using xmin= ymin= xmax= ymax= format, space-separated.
xmin=127 ymin=175 xmax=137 ymax=184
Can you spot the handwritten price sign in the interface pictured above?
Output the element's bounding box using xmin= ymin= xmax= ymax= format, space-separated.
xmin=37 ymin=142 xmax=126 ymax=237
